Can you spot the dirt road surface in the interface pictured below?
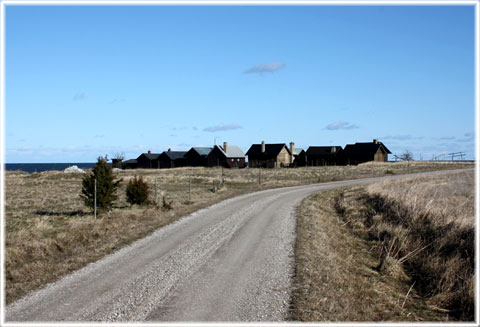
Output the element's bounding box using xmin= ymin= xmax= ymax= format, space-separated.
xmin=5 ymin=169 xmax=470 ymax=323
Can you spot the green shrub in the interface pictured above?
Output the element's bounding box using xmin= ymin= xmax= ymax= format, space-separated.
xmin=81 ymin=156 xmax=122 ymax=211
xmin=126 ymin=176 xmax=150 ymax=205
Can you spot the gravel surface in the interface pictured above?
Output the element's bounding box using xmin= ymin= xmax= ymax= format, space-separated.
xmin=5 ymin=169 xmax=469 ymax=323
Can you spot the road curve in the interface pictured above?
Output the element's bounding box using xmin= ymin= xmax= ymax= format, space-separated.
xmin=5 ymin=169 xmax=470 ymax=323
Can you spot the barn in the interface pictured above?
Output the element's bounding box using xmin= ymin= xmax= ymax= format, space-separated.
xmin=246 ymin=141 xmax=292 ymax=168
xmin=207 ymin=142 xmax=246 ymax=168
xmin=342 ymin=139 xmax=391 ymax=165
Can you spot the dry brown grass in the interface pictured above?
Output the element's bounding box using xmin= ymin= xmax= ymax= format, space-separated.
xmin=332 ymin=170 xmax=475 ymax=321
xmin=292 ymin=189 xmax=444 ymax=322
xmin=4 ymin=162 xmax=472 ymax=304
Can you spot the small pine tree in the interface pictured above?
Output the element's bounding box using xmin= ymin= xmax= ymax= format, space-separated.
xmin=126 ymin=176 xmax=150 ymax=205
xmin=81 ymin=156 xmax=122 ymax=211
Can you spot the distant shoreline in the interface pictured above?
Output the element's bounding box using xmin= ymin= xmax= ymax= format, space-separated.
xmin=5 ymin=163 xmax=96 ymax=173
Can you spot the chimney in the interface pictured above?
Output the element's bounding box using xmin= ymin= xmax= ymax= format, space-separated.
xmin=290 ymin=142 xmax=295 ymax=164
xmin=148 ymin=150 xmax=151 ymax=154
xmin=223 ymin=142 xmax=228 ymax=153
xmin=373 ymin=139 xmax=379 ymax=144
xmin=261 ymin=141 xmax=265 ymax=153
xmin=168 ymin=148 xmax=172 ymax=152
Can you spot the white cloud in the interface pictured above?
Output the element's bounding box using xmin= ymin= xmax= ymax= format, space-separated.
xmin=325 ymin=121 xmax=359 ymax=130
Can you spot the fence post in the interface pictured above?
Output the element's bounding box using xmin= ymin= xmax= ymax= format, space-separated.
xmin=94 ymin=178 xmax=97 ymax=219
xmin=154 ymin=178 xmax=158 ymax=204
xmin=258 ymin=168 xmax=261 ymax=185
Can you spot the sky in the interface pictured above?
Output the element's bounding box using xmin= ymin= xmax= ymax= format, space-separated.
xmin=4 ymin=3 xmax=476 ymax=162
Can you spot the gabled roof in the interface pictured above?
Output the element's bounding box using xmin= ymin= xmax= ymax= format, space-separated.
xmin=188 ymin=147 xmax=212 ymax=157
xmin=161 ymin=151 xmax=187 ymax=160
xmin=137 ymin=153 xmax=161 ymax=160
xmin=343 ymin=142 xmax=391 ymax=155
xmin=246 ymin=144 xmax=291 ymax=157
xmin=123 ymin=159 xmax=137 ymax=164
xmin=293 ymin=148 xmax=305 ymax=156
xmin=214 ymin=145 xmax=245 ymax=158
xmin=306 ymin=146 xmax=343 ymax=155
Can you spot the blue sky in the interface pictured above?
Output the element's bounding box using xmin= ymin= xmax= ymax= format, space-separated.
xmin=5 ymin=4 xmax=475 ymax=162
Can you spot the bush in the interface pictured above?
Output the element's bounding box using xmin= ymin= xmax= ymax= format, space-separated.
xmin=81 ymin=156 xmax=122 ymax=211
xmin=126 ymin=176 xmax=150 ymax=205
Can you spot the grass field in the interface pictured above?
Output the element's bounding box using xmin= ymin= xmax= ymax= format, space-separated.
xmin=4 ymin=161 xmax=473 ymax=305
xmin=293 ymin=169 xmax=474 ymax=321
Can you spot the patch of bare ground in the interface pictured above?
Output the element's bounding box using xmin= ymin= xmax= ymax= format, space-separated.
xmin=293 ymin=169 xmax=474 ymax=322
xmin=5 ymin=162 xmax=472 ymax=304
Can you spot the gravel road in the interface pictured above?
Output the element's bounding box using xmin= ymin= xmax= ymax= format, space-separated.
xmin=5 ymin=169 xmax=469 ymax=323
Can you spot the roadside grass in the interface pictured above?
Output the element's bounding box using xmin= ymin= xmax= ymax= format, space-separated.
xmin=292 ymin=189 xmax=443 ymax=322
xmin=4 ymin=161 xmax=472 ymax=304
xmin=293 ymin=169 xmax=474 ymax=321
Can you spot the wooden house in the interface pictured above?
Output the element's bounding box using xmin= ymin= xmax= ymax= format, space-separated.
xmin=293 ymin=148 xmax=307 ymax=167
xmin=342 ymin=139 xmax=391 ymax=165
xmin=207 ymin=142 xmax=246 ymax=168
xmin=136 ymin=151 xmax=161 ymax=169
xmin=246 ymin=141 xmax=292 ymax=168
xmin=185 ymin=147 xmax=212 ymax=167
xmin=159 ymin=149 xmax=187 ymax=168
xmin=306 ymin=146 xmax=343 ymax=166
xmin=122 ymin=159 xmax=138 ymax=169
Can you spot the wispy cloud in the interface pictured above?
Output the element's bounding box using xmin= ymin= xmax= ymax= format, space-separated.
xmin=244 ymin=62 xmax=285 ymax=74
xmin=325 ymin=121 xmax=359 ymax=130
xmin=73 ymin=92 xmax=86 ymax=101
xmin=171 ymin=127 xmax=188 ymax=131
xmin=381 ymin=135 xmax=424 ymax=141
xmin=203 ymin=123 xmax=243 ymax=132
xmin=455 ymin=132 xmax=475 ymax=143
xmin=110 ymin=98 xmax=126 ymax=104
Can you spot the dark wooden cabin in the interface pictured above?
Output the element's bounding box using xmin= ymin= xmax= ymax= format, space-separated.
xmin=185 ymin=147 xmax=212 ymax=167
xmin=306 ymin=146 xmax=343 ymax=166
xmin=159 ymin=150 xmax=187 ymax=168
xmin=136 ymin=152 xmax=161 ymax=169
xmin=342 ymin=139 xmax=391 ymax=165
xmin=293 ymin=148 xmax=307 ymax=167
xmin=122 ymin=159 xmax=137 ymax=169
xmin=246 ymin=141 xmax=292 ymax=168
xmin=207 ymin=142 xmax=246 ymax=168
